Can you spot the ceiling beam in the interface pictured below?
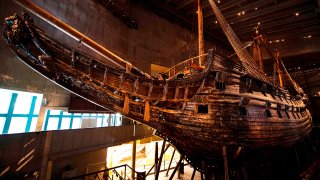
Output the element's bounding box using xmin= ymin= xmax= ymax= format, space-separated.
xmin=177 ymin=0 xmax=194 ymax=10
xmin=263 ymin=20 xmax=320 ymax=36
xmin=212 ymin=3 xmax=314 ymax=29
xmin=233 ymin=11 xmax=316 ymax=33
xmin=241 ymin=26 xmax=320 ymax=40
xmin=204 ymin=0 xmax=273 ymax=19
xmin=235 ymin=13 xmax=318 ymax=35
xmin=202 ymin=0 xmax=246 ymax=12
xmin=229 ymin=0 xmax=311 ymax=25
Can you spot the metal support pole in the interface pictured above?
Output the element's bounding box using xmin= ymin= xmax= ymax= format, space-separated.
xmin=155 ymin=140 xmax=167 ymax=180
xmin=154 ymin=142 xmax=158 ymax=180
xmin=191 ymin=168 xmax=196 ymax=180
xmin=169 ymin=156 xmax=183 ymax=180
xmin=222 ymin=146 xmax=229 ymax=180
xmin=132 ymin=140 xmax=136 ymax=179
xmin=201 ymin=172 xmax=204 ymax=180
xmin=165 ymin=149 xmax=176 ymax=176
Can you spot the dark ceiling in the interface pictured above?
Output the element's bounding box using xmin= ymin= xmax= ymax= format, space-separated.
xmin=136 ymin=0 xmax=320 ymax=49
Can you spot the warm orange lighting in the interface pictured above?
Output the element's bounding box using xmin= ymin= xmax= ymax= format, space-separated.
xmin=237 ymin=12 xmax=241 ymax=16
xmin=242 ymin=11 xmax=245 ymax=15
xmin=217 ymin=0 xmax=221 ymax=3
xmin=255 ymin=7 xmax=258 ymax=10
xmin=215 ymin=20 xmax=218 ymax=24
xmin=295 ymin=12 xmax=299 ymax=16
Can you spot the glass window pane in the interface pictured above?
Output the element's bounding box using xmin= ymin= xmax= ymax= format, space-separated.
xmin=72 ymin=118 xmax=81 ymax=129
xmin=13 ymin=95 xmax=32 ymax=114
xmin=0 ymin=117 xmax=5 ymax=134
xmin=63 ymin=112 xmax=72 ymax=116
xmin=8 ymin=117 xmax=28 ymax=134
xmin=30 ymin=117 xmax=38 ymax=132
xmin=49 ymin=110 xmax=61 ymax=115
xmin=97 ymin=117 xmax=102 ymax=127
xmin=102 ymin=115 xmax=108 ymax=127
xmin=0 ymin=89 xmax=12 ymax=114
xmin=47 ymin=117 xmax=59 ymax=130
xmin=61 ymin=117 xmax=71 ymax=130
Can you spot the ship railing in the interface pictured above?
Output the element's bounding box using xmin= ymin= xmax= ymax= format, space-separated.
xmin=162 ymin=46 xmax=242 ymax=79
xmin=162 ymin=54 xmax=208 ymax=79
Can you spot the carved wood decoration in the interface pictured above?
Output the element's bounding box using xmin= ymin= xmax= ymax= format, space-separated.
xmin=2 ymin=11 xmax=312 ymax=173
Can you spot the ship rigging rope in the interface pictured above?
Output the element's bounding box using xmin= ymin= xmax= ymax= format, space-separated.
xmin=227 ymin=40 xmax=254 ymax=58
xmin=207 ymin=0 xmax=271 ymax=83
xmin=258 ymin=36 xmax=304 ymax=94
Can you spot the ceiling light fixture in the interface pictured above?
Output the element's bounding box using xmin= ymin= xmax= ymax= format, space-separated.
xmin=295 ymin=12 xmax=299 ymax=16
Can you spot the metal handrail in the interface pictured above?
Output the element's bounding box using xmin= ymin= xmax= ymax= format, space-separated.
xmin=67 ymin=164 xmax=145 ymax=180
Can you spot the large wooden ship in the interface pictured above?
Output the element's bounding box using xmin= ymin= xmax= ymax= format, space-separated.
xmin=3 ymin=0 xmax=312 ymax=176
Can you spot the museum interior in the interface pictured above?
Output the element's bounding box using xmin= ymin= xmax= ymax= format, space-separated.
xmin=1 ymin=0 xmax=320 ymax=179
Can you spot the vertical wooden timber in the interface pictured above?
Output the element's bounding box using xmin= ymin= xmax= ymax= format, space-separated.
xmin=198 ymin=0 xmax=205 ymax=66
xmin=274 ymin=50 xmax=283 ymax=87
xmin=133 ymin=79 xmax=139 ymax=94
xmin=102 ymin=68 xmax=108 ymax=85
xmin=123 ymin=94 xmax=130 ymax=114
xmin=252 ymin=36 xmax=264 ymax=71
xmin=163 ymin=81 xmax=168 ymax=100
xmin=174 ymin=87 xmax=180 ymax=100
xmin=222 ymin=146 xmax=229 ymax=180
xmin=144 ymin=100 xmax=150 ymax=121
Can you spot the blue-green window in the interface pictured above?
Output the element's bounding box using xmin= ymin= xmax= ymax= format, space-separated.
xmin=0 ymin=88 xmax=43 ymax=134
xmin=43 ymin=110 xmax=122 ymax=131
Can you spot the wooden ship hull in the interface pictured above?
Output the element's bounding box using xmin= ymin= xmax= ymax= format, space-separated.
xmin=2 ymin=1 xmax=312 ymax=173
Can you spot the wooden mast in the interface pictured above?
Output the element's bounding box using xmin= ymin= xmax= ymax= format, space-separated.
xmin=252 ymin=27 xmax=264 ymax=71
xmin=197 ymin=0 xmax=205 ymax=67
xmin=274 ymin=49 xmax=283 ymax=87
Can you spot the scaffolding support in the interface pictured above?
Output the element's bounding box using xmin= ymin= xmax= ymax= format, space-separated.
xmin=165 ymin=149 xmax=176 ymax=176
xmin=223 ymin=146 xmax=229 ymax=180
xmin=169 ymin=156 xmax=183 ymax=180
xmin=155 ymin=140 xmax=167 ymax=180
